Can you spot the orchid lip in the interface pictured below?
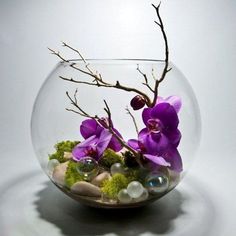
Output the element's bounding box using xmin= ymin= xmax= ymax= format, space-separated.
xmin=147 ymin=119 xmax=163 ymax=132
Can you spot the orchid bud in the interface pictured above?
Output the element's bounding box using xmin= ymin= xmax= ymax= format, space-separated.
xmin=130 ymin=95 xmax=146 ymax=110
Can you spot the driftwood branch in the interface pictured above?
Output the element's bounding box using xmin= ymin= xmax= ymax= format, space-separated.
xmin=137 ymin=64 xmax=155 ymax=93
xmin=126 ymin=107 xmax=139 ymax=135
xmin=151 ymin=2 xmax=172 ymax=106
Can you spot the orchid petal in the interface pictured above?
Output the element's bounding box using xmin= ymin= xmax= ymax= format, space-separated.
xmin=80 ymin=119 xmax=99 ymax=139
xmin=142 ymin=108 xmax=152 ymax=126
xmin=163 ymin=147 xmax=183 ymax=172
xmin=151 ymin=103 xmax=179 ymax=130
xmin=108 ymin=128 xmax=123 ymax=152
xmin=164 ymin=128 xmax=181 ymax=147
xmin=96 ymin=129 xmax=113 ymax=159
xmin=165 ymin=96 xmax=182 ymax=113
xmin=144 ymin=154 xmax=171 ymax=167
xmin=139 ymin=131 xmax=160 ymax=156
xmin=72 ymin=135 xmax=98 ymax=161
xmin=127 ymin=139 xmax=140 ymax=150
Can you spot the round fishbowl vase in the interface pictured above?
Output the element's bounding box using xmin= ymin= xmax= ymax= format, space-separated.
xmin=31 ymin=60 xmax=201 ymax=208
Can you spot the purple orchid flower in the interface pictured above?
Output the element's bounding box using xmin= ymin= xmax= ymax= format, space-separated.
xmin=72 ymin=118 xmax=122 ymax=161
xmin=128 ymin=98 xmax=183 ymax=172
xmin=157 ymin=95 xmax=182 ymax=113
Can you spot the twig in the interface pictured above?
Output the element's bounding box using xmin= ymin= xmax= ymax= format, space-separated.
xmin=102 ymin=101 xmax=143 ymax=166
xmin=152 ymin=67 xmax=157 ymax=81
xmin=58 ymin=74 xmax=152 ymax=106
xmin=151 ymin=2 xmax=172 ymax=106
xmin=137 ymin=64 xmax=155 ymax=93
xmin=126 ymin=107 xmax=139 ymax=135
xmin=48 ymin=48 xmax=69 ymax=63
xmin=66 ymin=91 xmax=96 ymax=119
xmin=62 ymin=41 xmax=94 ymax=75
xmin=49 ymin=47 xmax=152 ymax=106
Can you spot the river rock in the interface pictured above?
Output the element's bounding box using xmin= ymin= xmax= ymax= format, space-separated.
xmin=52 ymin=161 xmax=69 ymax=186
xmin=71 ymin=181 xmax=101 ymax=197
xmin=91 ymin=172 xmax=111 ymax=187
xmin=64 ymin=152 xmax=73 ymax=160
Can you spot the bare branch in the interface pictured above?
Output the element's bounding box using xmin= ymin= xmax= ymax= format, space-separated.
xmin=62 ymin=41 xmax=94 ymax=74
xmin=50 ymin=44 xmax=152 ymax=106
xmin=59 ymin=74 xmax=152 ymax=106
xmin=66 ymin=91 xmax=95 ymax=118
xmin=126 ymin=107 xmax=139 ymax=135
xmin=151 ymin=2 xmax=172 ymax=106
xmin=137 ymin=64 xmax=155 ymax=93
xmin=48 ymin=48 xmax=69 ymax=63
xmin=151 ymin=67 xmax=157 ymax=81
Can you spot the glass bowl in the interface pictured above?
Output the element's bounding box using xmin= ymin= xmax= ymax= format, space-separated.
xmin=31 ymin=59 xmax=201 ymax=208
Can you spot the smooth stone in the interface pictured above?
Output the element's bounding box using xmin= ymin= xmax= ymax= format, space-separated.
xmin=71 ymin=181 xmax=101 ymax=197
xmin=64 ymin=152 xmax=73 ymax=160
xmin=47 ymin=159 xmax=60 ymax=176
xmin=91 ymin=172 xmax=111 ymax=187
xmin=52 ymin=161 xmax=69 ymax=186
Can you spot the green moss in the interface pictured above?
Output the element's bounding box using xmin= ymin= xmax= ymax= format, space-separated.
xmin=101 ymin=173 xmax=129 ymax=199
xmin=65 ymin=160 xmax=83 ymax=188
xmin=126 ymin=168 xmax=143 ymax=184
xmin=99 ymin=149 xmax=124 ymax=169
xmin=49 ymin=140 xmax=79 ymax=163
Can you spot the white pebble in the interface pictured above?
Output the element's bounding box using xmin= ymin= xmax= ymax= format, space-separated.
xmin=52 ymin=161 xmax=69 ymax=186
xmin=91 ymin=172 xmax=111 ymax=187
xmin=71 ymin=181 xmax=101 ymax=197
xmin=47 ymin=159 xmax=60 ymax=176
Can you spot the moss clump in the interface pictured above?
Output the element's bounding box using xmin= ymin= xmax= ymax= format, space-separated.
xmin=99 ymin=149 xmax=124 ymax=168
xmin=65 ymin=160 xmax=83 ymax=188
xmin=101 ymin=173 xmax=129 ymax=199
xmin=49 ymin=140 xmax=79 ymax=163
xmin=126 ymin=168 xmax=144 ymax=184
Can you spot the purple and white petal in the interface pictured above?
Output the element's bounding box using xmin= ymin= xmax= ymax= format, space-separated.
xmin=162 ymin=147 xmax=183 ymax=172
xmin=72 ymin=135 xmax=97 ymax=160
xmin=144 ymin=154 xmax=171 ymax=167
xmin=96 ymin=129 xmax=113 ymax=159
xmin=127 ymin=139 xmax=140 ymax=151
xmin=165 ymin=96 xmax=182 ymax=113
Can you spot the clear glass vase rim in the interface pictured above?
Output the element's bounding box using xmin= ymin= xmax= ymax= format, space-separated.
xmin=64 ymin=58 xmax=167 ymax=63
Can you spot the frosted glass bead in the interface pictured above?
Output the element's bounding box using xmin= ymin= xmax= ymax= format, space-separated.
xmin=145 ymin=172 xmax=169 ymax=194
xmin=110 ymin=163 xmax=125 ymax=176
xmin=127 ymin=181 xmax=144 ymax=198
xmin=134 ymin=188 xmax=149 ymax=202
xmin=76 ymin=157 xmax=99 ymax=181
xmin=118 ymin=189 xmax=132 ymax=204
